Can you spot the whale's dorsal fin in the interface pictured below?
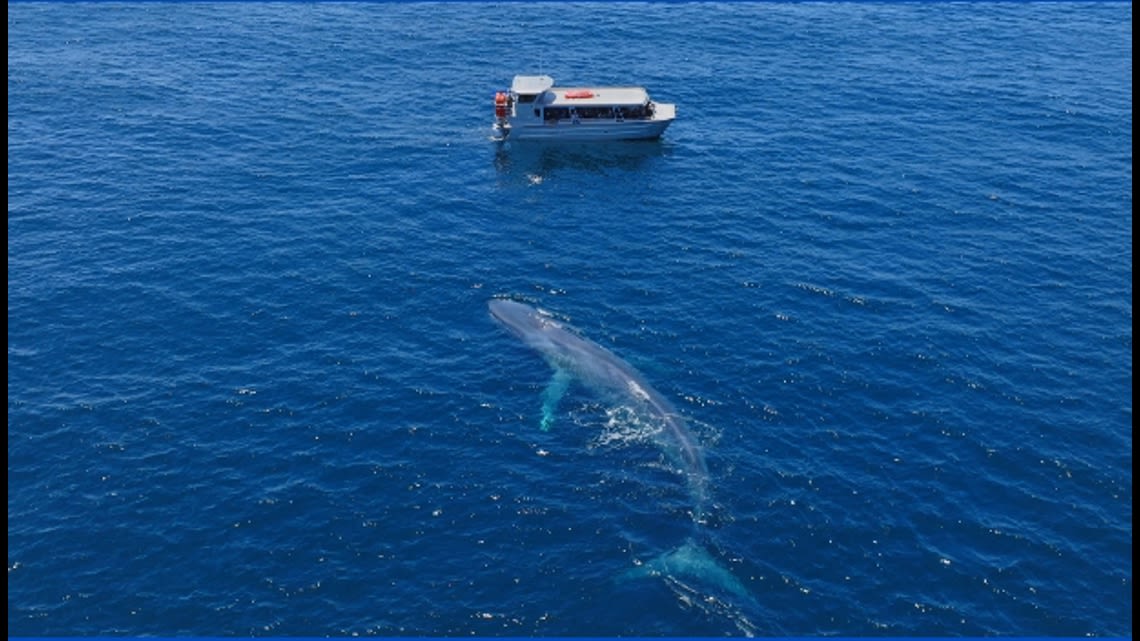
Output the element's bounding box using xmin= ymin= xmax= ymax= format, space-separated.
xmin=539 ymin=367 xmax=573 ymax=431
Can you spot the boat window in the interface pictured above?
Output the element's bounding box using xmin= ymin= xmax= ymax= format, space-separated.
xmin=576 ymin=106 xmax=615 ymax=119
xmin=544 ymin=107 xmax=570 ymax=121
xmin=517 ymin=94 xmax=537 ymax=104
xmin=618 ymin=105 xmax=649 ymax=119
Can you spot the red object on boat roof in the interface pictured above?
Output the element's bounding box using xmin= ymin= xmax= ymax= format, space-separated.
xmin=564 ymin=90 xmax=595 ymax=99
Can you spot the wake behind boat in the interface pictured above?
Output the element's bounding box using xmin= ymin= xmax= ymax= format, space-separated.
xmin=492 ymin=75 xmax=676 ymax=142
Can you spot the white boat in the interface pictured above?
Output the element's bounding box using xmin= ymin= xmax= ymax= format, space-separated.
xmin=492 ymin=75 xmax=676 ymax=142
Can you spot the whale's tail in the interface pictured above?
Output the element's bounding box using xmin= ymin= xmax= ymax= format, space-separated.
xmin=625 ymin=539 xmax=751 ymax=600
xmin=623 ymin=539 xmax=759 ymax=635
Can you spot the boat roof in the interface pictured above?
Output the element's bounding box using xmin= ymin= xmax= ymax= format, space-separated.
xmin=511 ymin=75 xmax=554 ymax=94
xmin=546 ymin=86 xmax=650 ymax=107
xmin=510 ymin=75 xmax=652 ymax=106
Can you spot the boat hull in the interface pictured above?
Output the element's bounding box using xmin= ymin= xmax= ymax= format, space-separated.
xmin=500 ymin=117 xmax=673 ymax=142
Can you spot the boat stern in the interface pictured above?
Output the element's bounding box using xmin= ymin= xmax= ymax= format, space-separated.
xmin=491 ymin=121 xmax=511 ymax=141
xmin=492 ymin=90 xmax=514 ymax=140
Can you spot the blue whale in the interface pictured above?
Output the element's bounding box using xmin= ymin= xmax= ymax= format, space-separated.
xmin=488 ymin=298 xmax=709 ymax=513
xmin=489 ymin=299 xmax=757 ymax=622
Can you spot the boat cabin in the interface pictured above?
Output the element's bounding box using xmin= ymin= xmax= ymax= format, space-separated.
xmin=493 ymin=74 xmax=675 ymax=141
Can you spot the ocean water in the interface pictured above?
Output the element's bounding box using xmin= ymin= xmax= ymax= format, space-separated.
xmin=7 ymin=1 xmax=1132 ymax=636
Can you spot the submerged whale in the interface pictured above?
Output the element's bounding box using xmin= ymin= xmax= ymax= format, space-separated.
xmin=488 ymin=298 xmax=709 ymax=506
xmin=488 ymin=299 xmax=757 ymax=630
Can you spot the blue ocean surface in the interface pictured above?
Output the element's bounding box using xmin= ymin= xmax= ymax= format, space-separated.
xmin=7 ymin=1 xmax=1132 ymax=636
